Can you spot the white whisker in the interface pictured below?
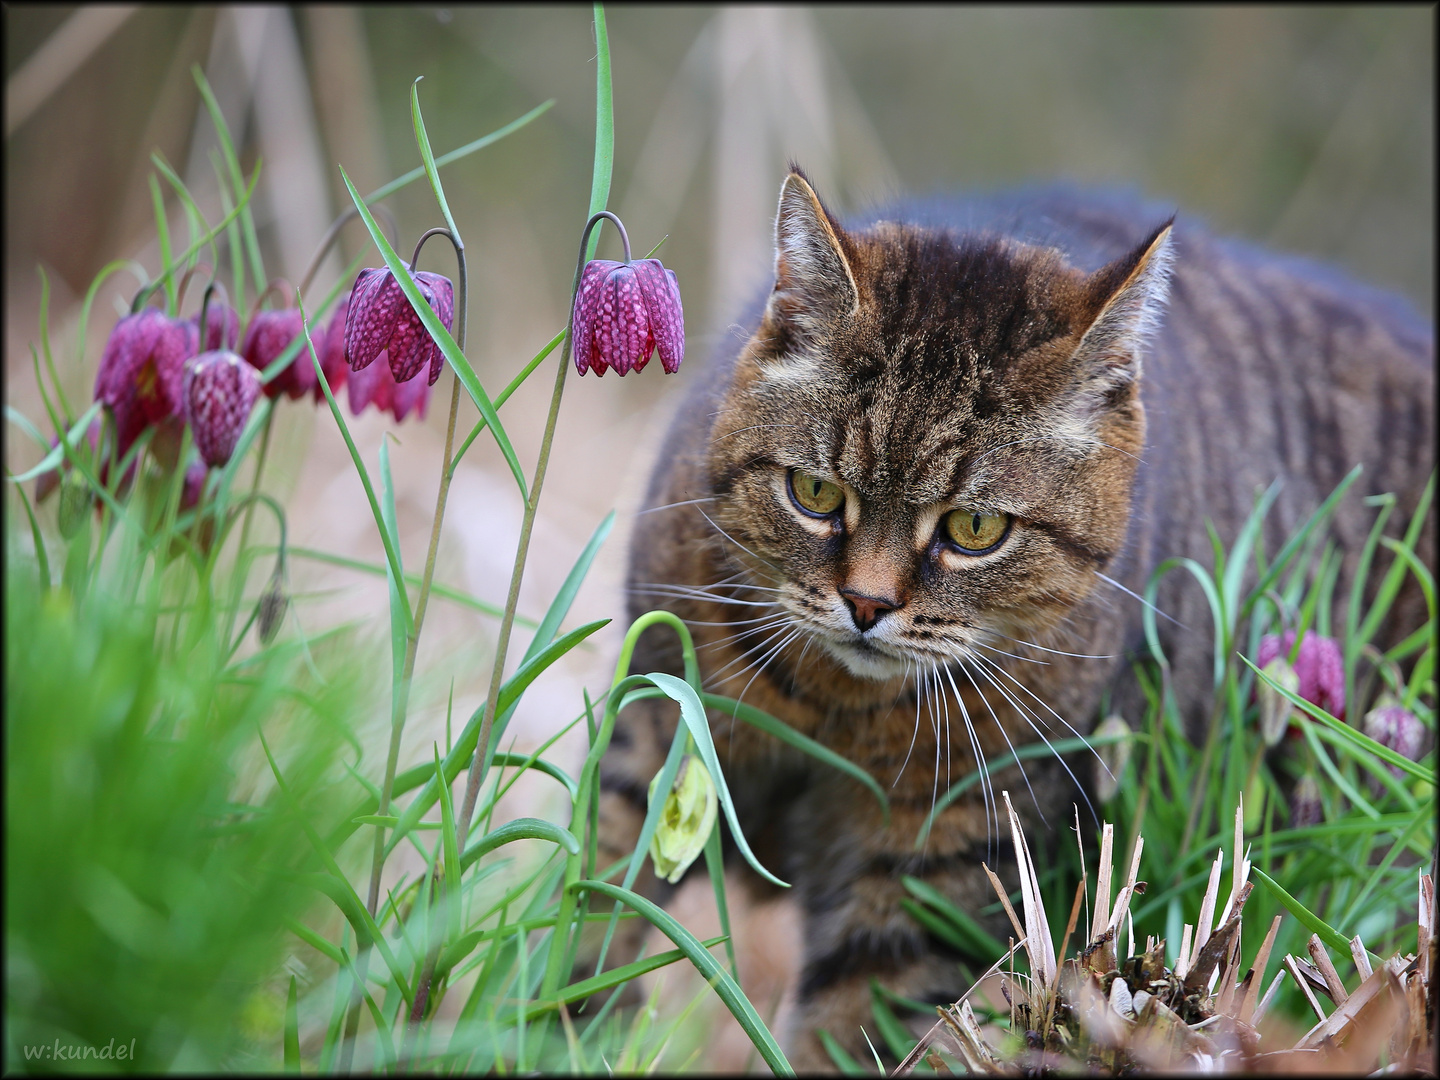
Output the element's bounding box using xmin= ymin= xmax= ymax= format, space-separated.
xmin=1094 ymin=571 xmax=1185 ymax=628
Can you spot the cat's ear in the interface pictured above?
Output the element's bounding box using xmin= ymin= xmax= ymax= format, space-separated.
xmin=767 ymin=168 xmax=860 ymax=336
xmin=1071 ymin=221 xmax=1174 ymax=397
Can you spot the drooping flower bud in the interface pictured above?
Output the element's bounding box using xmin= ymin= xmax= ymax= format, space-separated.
xmin=346 ymin=348 xmax=430 ymax=423
xmin=189 ymin=302 xmax=240 ymax=352
xmin=256 ymin=572 xmax=288 ymax=644
xmin=572 ymin=258 xmax=684 ymax=377
xmin=1091 ymin=714 xmax=1133 ymax=803
xmin=241 ymin=309 xmax=315 ymax=400
xmin=1289 ymin=774 xmax=1323 ymax=829
xmin=183 ymin=350 xmax=262 ymax=467
xmin=344 ymin=268 xmax=454 ymax=386
xmin=648 ymin=755 xmax=717 ymax=885
xmin=94 ymin=308 xmax=197 ymax=458
xmin=57 ymin=471 xmax=90 ymax=539
xmin=1255 ymin=630 xmax=1345 ymax=720
xmin=1362 ymin=695 xmax=1426 ymax=778
xmin=1257 ymin=657 xmax=1300 ymax=746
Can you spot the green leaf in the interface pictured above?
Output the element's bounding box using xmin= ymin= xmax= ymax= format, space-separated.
xmin=570 ymin=879 xmax=793 ymax=1076
xmin=9 ymin=474 xmax=51 ymax=592
xmin=378 ymin=620 xmax=610 ymax=855
xmin=338 ymin=166 xmax=528 ymax=502
xmin=285 ymin=545 xmax=526 ymax=624
xmin=7 ymin=400 xmax=104 ymax=483
xmin=818 ymin=1029 xmax=870 ymax=1075
xmin=587 ymin=3 xmax=614 ymax=254
xmin=193 ymin=65 xmax=266 ymax=296
xmin=449 ymin=328 xmax=567 ymax=477
xmin=489 ymin=753 xmax=578 ymax=800
xmin=523 ymin=511 xmax=614 ymax=666
xmin=285 ymin=918 xmax=346 ymax=967
xmin=411 ymin=79 xmax=459 ymax=242
xmin=149 ymin=174 xmax=176 ymax=313
xmin=300 ymin=304 xmax=414 ymax=632
xmin=461 ymin=817 xmax=581 ymax=873
xmin=284 ymin=975 xmax=300 ymax=1073
xmin=702 ymin=692 xmax=889 ymax=824
xmin=868 ymin=980 xmax=916 ymax=1062
xmin=1251 ymin=867 xmax=1352 ymax=955
xmin=645 ymin=672 xmax=787 ymax=888
xmin=363 ymin=100 xmax=555 ymax=207
xmin=901 ymin=876 xmax=1006 ymax=960
xmin=436 ymin=746 xmax=462 ymax=943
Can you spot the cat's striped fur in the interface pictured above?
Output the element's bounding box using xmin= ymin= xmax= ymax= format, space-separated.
xmin=596 ymin=170 xmax=1433 ymax=1069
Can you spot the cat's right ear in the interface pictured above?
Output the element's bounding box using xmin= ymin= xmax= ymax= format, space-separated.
xmin=767 ymin=169 xmax=860 ymax=338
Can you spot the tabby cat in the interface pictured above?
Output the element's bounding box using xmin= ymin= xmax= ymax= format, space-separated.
xmin=596 ymin=169 xmax=1434 ymax=1069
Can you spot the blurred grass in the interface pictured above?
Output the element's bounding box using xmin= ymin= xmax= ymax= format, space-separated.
xmin=4 ymin=541 xmax=369 ymax=1071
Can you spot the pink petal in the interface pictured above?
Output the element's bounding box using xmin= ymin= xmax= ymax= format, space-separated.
xmin=345 ymin=268 xmax=398 ymax=372
xmin=633 ymin=260 xmax=685 ymax=373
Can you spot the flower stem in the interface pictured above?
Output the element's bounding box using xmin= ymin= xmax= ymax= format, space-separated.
xmin=453 ymin=209 xmax=621 ymax=843
xmin=365 ymin=225 xmax=467 ymax=917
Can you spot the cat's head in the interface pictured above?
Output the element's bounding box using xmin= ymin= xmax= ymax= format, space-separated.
xmin=705 ymin=169 xmax=1173 ymax=681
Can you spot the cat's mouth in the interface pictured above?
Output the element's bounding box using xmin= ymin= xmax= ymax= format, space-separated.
xmin=813 ymin=631 xmax=915 ymax=681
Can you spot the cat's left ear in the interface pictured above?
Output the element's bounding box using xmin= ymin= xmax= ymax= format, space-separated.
xmin=1072 ymin=221 xmax=1175 ymax=395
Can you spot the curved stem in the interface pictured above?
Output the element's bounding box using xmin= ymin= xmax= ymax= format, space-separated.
xmin=365 ymin=226 xmax=467 ymax=919
xmin=297 ymin=203 xmax=400 ymax=299
xmin=174 ymin=262 xmax=211 ymax=316
xmin=249 ymin=277 xmax=294 ymax=317
xmin=453 ymin=213 xmax=620 ymax=842
xmin=196 ymin=278 xmax=231 ymax=351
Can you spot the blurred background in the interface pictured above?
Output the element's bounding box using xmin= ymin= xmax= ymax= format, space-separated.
xmin=4 ymin=6 xmax=1433 ymax=1056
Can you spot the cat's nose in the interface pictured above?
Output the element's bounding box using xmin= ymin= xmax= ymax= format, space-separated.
xmin=839 ymin=587 xmax=903 ymax=632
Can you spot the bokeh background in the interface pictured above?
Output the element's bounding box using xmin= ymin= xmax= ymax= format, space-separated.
xmin=5 ymin=5 xmax=1434 ymax=1062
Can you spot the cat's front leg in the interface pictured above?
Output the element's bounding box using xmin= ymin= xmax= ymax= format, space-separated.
xmin=780 ymin=772 xmax=1014 ymax=1071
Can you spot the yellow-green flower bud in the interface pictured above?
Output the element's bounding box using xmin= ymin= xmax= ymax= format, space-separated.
xmin=648 ymin=755 xmax=717 ymax=885
xmin=1258 ymin=657 xmax=1299 ymax=746
xmin=1092 ymin=714 xmax=1132 ymax=803
xmin=57 ymin=471 xmax=90 ymax=539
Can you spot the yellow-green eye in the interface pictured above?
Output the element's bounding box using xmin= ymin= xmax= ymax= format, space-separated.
xmin=944 ymin=509 xmax=1010 ymax=553
xmin=789 ymin=470 xmax=844 ymax=516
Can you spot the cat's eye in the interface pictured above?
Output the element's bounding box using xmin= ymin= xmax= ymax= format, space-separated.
xmin=943 ymin=509 xmax=1010 ymax=553
xmin=788 ymin=469 xmax=844 ymax=517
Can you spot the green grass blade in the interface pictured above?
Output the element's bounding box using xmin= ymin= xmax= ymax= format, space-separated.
xmin=10 ymin=473 xmax=51 ymax=591
xmin=587 ymin=3 xmax=614 ymax=248
xmin=193 ymin=65 xmax=266 ymax=295
xmin=570 ymin=879 xmax=793 ymax=1075
xmin=435 ymin=747 xmax=462 ymax=944
xmin=363 ymin=100 xmax=555 ymax=206
xmin=704 ymin=818 xmax=739 ymax=978
xmin=522 ymin=510 xmax=614 ymax=666
xmin=8 ymin=400 xmax=104 ymax=482
xmin=284 ymin=546 xmax=524 ymax=624
xmin=338 ymin=165 xmax=527 ymax=501
xmin=488 ymin=753 xmax=578 ymax=800
xmin=868 ymin=981 xmax=915 ymax=1062
xmin=35 ymin=268 xmax=73 ymax=424
xmin=646 ymin=673 xmax=787 ymax=887
xmin=410 ymin=79 xmax=459 ymax=241
xmin=284 ymin=975 xmax=300 ymax=1073
xmin=301 ymin=304 xmax=413 ymax=631
xmin=901 ymin=876 xmax=1005 ymax=960
xmin=286 ymin=918 xmax=347 ymax=966
xmin=461 ymin=817 xmax=580 ymax=872
xmin=379 ymin=620 xmax=610 ymax=854
xmin=149 ymin=174 xmax=176 ymax=313
xmin=1251 ymin=867 xmax=1352 ymax=955
xmin=818 ymin=1029 xmax=869 ymax=1075
xmin=448 ymin=328 xmax=567 ymax=477
xmin=379 ymin=437 xmax=408 ymax=712
xmin=702 ymin=691 xmax=889 ymax=824
xmin=74 ymin=258 xmax=148 ymax=366
xmin=1241 ymin=465 xmax=1362 ymax=620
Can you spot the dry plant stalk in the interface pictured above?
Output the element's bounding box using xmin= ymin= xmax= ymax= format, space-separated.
xmin=895 ymin=798 xmax=1436 ymax=1076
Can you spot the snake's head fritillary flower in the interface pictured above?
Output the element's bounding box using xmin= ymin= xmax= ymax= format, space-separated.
xmin=647 ymin=755 xmax=717 ymax=885
xmin=1363 ymin=695 xmax=1426 ymax=778
xmin=313 ymin=294 xmax=352 ymax=405
xmin=572 ymin=258 xmax=684 ymax=377
xmin=1256 ymin=630 xmax=1345 ymax=721
xmin=242 ymin=309 xmax=315 ymax=400
xmin=94 ymin=308 xmax=196 ymax=458
xmin=344 ymin=268 xmax=454 ymax=386
xmin=189 ymin=302 xmax=240 ymax=352
xmin=183 ymin=350 xmax=262 ymax=468
xmin=346 ymin=348 xmax=430 ymax=423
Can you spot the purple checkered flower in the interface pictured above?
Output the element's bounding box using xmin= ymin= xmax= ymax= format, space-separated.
xmin=1363 ymin=695 xmax=1426 ymax=778
xmin=183 ymin=350 xmax=262 ymax=467
xmin=571 ymin=258 xmax=684 ymax=377
xmin=1256 ymin=629 xmax=1346 ymax=721
xmin=189 ymin=302 xmax=240 ymax=352
xmin=242 ymin=309 xmax=315 ymax=400
xmin=94 ymin=308 xmax=197 ymax=458
xmin=344 ymin=267 xmax=454 ymax=386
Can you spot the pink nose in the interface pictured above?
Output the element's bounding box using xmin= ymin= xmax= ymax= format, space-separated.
xmin=839 ymin=588 xmax=903 ymax=632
